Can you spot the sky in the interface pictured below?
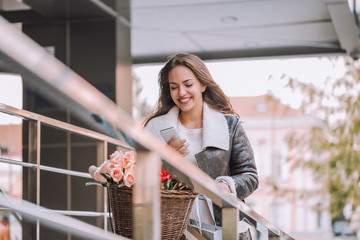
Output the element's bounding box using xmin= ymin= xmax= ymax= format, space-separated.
xmin=133 ymin=56 xmax=347 ymax=110
xmin=0 ymin=73 xmax=22 ymax=125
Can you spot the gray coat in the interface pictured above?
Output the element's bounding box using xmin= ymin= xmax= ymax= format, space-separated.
xmin=146 ymin=103 xmax=258 ymax=200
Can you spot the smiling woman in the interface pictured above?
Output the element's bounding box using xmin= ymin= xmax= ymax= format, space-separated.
xmin=144 ymin=52 xmax=258 ymax=239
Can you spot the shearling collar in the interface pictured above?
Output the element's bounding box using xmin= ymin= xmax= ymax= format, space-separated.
xmin=146 ymin=103 xmax=229 ymax=151
xmin=202 ymin=103 xmax=229 ymax=151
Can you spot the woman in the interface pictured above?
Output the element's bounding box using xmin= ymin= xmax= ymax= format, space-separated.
xmin=145 ymin=52 xmax=258 ymax=236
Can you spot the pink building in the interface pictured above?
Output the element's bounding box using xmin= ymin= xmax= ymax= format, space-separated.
xmin=230 ymin=95 xmax=332 ymax=239
xmin=0 ymin=123 xmax=22 ymax=199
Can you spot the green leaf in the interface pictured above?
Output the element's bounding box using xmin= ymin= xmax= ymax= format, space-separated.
xmin=166 ymin=179 xmax=171 ymax=190
xmin=172 ymin=182 xmax=179 ymax=190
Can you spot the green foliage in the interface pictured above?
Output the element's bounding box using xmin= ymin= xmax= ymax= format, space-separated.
xmin=161 ymin=178 xmax=191 ymax=191
xmin=286 ymin=57 xmax=360 ymax=221
xmin=132 ymin=73 xmax=153 ymax=119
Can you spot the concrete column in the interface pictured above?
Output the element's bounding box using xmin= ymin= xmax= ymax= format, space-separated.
xmin=115 ymin=1 xmax=133 ymax=116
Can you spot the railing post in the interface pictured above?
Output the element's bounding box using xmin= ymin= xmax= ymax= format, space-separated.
xmin=66 ymin=124 xmax=72 ymax=240
xmin=27 ymin=119 xmax=41 ymax=240
xmin=256 ymin=222 xmax=269 ymax=240
xmin=96 ymin=141 xmax=107 ymax=230
xmin=222 ymin=207 xmax=239 ymax=240
xmin=133 ymin=151 xmax=161 ymax=240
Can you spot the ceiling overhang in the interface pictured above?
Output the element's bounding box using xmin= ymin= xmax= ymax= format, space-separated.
xmin=325 ymin=0 xmax=360 ymax=59
xmin=1 ymin=0 xmax=359 ymax=63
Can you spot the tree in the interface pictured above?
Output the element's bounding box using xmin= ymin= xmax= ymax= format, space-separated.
xmin=286 ymin=57 xmax=360 ymax=222
xmin=132 ymin=73 xmax=153 ymax=120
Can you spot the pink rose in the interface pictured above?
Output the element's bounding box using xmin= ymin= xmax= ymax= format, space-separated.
xmin=99 ymin=160 xmax=113 ymax=174
xmin=124 ymin=161 xmax=135 ymax=171
xmin=123 ymin=166 xmax=135 ymax=187
xmin=111 ymin=167 xmax=124 ymax=183
xmin=125 ymin=164 xmax=135 ymax=173
xmin=110 ymin=151 xmax=125 ymax=168
xmin=124 ymin=151 xmax=135 ymax=165
xmin=93 ymin=170 xmax=106 ymax=182
xmin=124 ymin=152 xmax=135 ymax=170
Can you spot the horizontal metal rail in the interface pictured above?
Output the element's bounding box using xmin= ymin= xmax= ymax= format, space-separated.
xmin=27 ymin=142 xmax=105 ymax=149
xmin=0 ymin=103 xmax=133 ymax=151
xmin=0 ymin=156 xmax=91 ymax=179
xmin=0 ymin=207 xmax=106 ymax=217
xmin=50 ymin=210 xmax=107 ymax=217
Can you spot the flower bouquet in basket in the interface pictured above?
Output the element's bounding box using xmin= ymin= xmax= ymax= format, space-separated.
xmin=88 ymin=150 xmax=135 ymax=188
xmin=88 ymin=150 xmax=197 ymax=240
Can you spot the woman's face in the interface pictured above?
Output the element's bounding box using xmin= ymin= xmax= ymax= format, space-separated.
xmin=168 ymin=65 xmax=206 ymax=114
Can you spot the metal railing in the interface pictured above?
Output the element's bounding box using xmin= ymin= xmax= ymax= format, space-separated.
xmin=0 ymin=103 xmax=133 ymax=239
xmin=0 ymin=14 xmax=294 ymax=240
xmin=0 ymin=106 xmax=293 ymax=240
xmin=0 ymin=191 xmax=125 ymax=240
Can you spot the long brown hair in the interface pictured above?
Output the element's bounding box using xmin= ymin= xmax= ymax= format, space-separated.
xmin=145 ymin=52 xmax=237 ymax=125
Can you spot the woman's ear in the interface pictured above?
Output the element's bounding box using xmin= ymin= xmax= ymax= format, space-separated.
xmin=201 ymin=85 xmax=207 ymax=93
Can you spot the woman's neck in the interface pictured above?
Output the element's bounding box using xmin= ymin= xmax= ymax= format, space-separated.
xmin=179 ymin=106 xmax=203 ymax=129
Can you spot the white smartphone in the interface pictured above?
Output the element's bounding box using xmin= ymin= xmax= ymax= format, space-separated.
xmin=160 ymin=127 xmax=179 ymax=143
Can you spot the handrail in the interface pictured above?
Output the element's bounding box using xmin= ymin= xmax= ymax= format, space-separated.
xmin=0 ymin=14 xmax=294 ymax=240
xmin=0 ymin=192 xmax=126 ymax=240
xmin=0 ymin=105 xmax=127 ymax=238
xmin=0 ymin=103 xmax=133 ymax=151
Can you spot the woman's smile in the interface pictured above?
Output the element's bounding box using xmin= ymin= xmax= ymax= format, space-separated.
xmin=179 ymin=97 xmax=191 ymax=104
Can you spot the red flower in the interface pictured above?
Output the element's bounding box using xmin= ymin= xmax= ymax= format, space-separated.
xmin=160 ymin=168 xmax=192 ymax=191
xmin=160 ymin=169 xmax=171 ymax=182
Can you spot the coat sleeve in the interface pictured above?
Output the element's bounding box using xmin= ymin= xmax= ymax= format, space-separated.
xmin=229 ymin=118 xmax=259 ymax=200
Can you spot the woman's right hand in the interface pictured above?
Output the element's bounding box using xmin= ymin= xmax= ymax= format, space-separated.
xmin=167 ymin=136 xmax=190 ymax=156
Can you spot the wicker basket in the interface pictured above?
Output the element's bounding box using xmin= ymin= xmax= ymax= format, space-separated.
xmin=108 ymin=184 xmax=196 ymax=239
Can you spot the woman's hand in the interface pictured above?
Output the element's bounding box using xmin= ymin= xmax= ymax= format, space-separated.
xmin=167 ymin=136 xmax=190 ymax=156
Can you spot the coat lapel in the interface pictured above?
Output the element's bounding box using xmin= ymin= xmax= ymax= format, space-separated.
xmin=145 ymin=106 xmax=179 ymax=143
xmin=202 ymin=104 xmax=229 ymax=151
